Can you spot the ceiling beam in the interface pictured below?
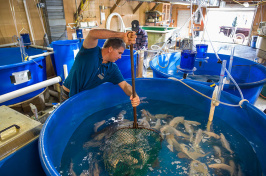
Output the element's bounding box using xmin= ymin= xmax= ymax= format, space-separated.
xmin=74 ymin=0 xmax=87 ymax=21
xmin=150 ymin=3 xmax=160 ymax=11
xmin=110 ymin=0 xmax=122 ymax=13
xmin=133 ymin=2 xmax=144 ymax=14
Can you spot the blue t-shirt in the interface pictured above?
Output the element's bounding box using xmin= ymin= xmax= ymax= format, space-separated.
xmin=63 ymin=46 xmax=124 ymax=97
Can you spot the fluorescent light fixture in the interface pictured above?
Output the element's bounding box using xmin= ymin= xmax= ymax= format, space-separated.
xmin=170 ymin=1 xmax=191 ymax=5
xmin=243 ymin=2 xmax=249 ymax=7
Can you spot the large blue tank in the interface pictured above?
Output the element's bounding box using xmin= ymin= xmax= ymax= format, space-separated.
xmin=0 ymin=47 xmax=47 ymax=106
xmin=150 ymin=53 xmax=266 ymax=104
xmin=39 ymin=79 xmax=266 ymax=176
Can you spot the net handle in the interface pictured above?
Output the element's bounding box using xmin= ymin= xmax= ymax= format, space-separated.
xmin=130 ymin=44 xmax=138 ymax=128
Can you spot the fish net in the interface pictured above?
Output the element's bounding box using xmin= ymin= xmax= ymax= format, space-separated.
xmin=103 ymin=127 xmax=162 ymax=176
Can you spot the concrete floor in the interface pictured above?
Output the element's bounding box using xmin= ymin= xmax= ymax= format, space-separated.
xmin=145 ymin=42 xmax=266 ymax=113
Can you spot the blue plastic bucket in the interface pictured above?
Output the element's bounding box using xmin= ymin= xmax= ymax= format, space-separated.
xmin=180 ymin=50 xmax=196 ymax=70
xmin=39 ymin=79 xmax=266 ymax=175
xmin=51 ymin=40 xmax=79 ymax=83
xmin=196 ymin=44 xmax=208 ymax=58
xmin=0 ymin=47 xmax=47 ymax=106
xmin=20 ymin=33 xmax=31 ymax=46
xmin=150 ymin=53 xmax=266 ymax=104
xmin=76 ymin=29 xmax=83 ymax=39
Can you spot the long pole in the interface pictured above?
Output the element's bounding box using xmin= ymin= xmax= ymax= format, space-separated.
xmin=130 ymin=44 xmax=138 ymax=128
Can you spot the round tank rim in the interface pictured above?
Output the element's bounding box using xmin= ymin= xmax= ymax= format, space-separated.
xmin=150 ymin=53 xmax=266 ymax=87
xmin=0 ymin=55 xmax=46 ymax=70
xmin=51 ymin=40 xmax=80 ymax=46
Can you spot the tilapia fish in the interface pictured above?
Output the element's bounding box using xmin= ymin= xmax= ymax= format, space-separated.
xmin=141 ymin=109 xmax=155 ymax=121
xmin=189 ymin=160 xmax=209 ymax=176
xmin=152 ymin=119 xmax=161 ymax=130
xmin=154 ymin=114 xmax=173 ymax=119
xmin=193 ymin=129 xmax=203 ymax=149
xmin=184 ymin=120 xmax=201 ymax=126
xmin=160 ymin=125 xmax=190 ymax=139
xmin=220 ymin=133 xmax=234 ymax=154
xmin=203 ymin=131 xmax=220 ymax=139
xmin=209 ymin=163 xmax=234 ymax=176
xmin=179 ymin=143 xmax=208 ymax=160
xmin=184 ymin=121 xmax=194 ymax=142
xmin=169 ymin=116 xmax=184 ymax=128
xmin=213 ymin=146 xmax=225 ymax=163
xmin=94 ymin=120 xmax=106 ymax=132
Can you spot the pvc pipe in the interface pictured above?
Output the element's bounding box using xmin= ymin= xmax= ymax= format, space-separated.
xmin=49 ymin=89 xmax=59 ymax=98
xmin=217 ymin=60 xmax=227 ymax=102
xmin=30 ymin=45 xmax=53 ymax=51
xmin=106 ymin=13 xmax=126 ymax=32
xmin=63 ymin=64 xmax=68 ymax=79
xmin=0 ymin=76 xmax=62 ymax=104
xmin=23 ymin=0 xmax=35 ymax=45
xmin=208 ymin=86 xmax=219 ymax=123
xmin=226 ymin=47 xmax=235 ymax=83
xmin=28 ymin=52 xmax=54 ymax=60
xmin=0 ymin=42 xmax=18 ymax=48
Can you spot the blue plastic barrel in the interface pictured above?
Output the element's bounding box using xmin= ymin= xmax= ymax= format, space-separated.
xmin=39 ymin=79 xmax=266 ymax=176
xmin=150 ymin=53 xmax=266 ymax=104
xmin=196 ymin=44 xmax=208 ymax=58
xmin=251 ymin=36 xmax=258 ymax=48
xmin=0 ymin=47 xmax=47 ymax=106
xmin=116 ymin=49 xmax=137 ymax=78
xmin=51 ymin=40 xmax=79 ymax=83
xmin=98 ymin=39 xmax=106 ymax=48
xmin=20 ymin=33 xmax=31 ymax=46
xmin=180 ymin=50 xmax=196 ymax=70
xmin=76 ymin=28 xmax=83 ymax=39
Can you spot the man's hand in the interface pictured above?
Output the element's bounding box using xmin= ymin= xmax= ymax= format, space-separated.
xmin=123 ymin=31 xmax=137 ymax=45
xmin=130 ymin=94 xmax=140 ymax=107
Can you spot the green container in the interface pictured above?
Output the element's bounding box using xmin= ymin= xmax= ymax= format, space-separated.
xmin=260 ymin=84 xmax=266 ymax=99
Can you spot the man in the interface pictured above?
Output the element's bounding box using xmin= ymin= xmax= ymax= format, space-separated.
xmin=61 ymin=29 xmax=140 ymax=107
xmin=132 ymin=20 xmax=148 ymax=50
xmin=132 ymin=20 xmax=148 ymax=77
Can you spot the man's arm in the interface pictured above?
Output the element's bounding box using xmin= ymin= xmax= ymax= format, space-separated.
xmin=118 ymin=81 xmax=140 ymax=107
xmin=83 ymin=29 xmax=136 ymax=49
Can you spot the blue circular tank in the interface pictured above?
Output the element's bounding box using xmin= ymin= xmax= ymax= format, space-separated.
xmin=0 ymin=47 xmax=47 ymax=106
xmin=39 ymin=79 xmax=266 ymax=175
xmin=150 ymin=53 xmax=266 ymax=104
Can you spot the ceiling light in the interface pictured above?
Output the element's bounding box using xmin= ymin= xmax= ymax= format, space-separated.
xmin=243 ymin=2 xmax=249 ymax=7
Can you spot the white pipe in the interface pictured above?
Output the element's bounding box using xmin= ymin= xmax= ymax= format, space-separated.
xmin=106 ymin=13 xmax=126 ymax=32
xmin=0 ymin=76 xmax=62 ymax=104
xmin=28 ymin=52 xmax=54 ymax=60
xmin=63 ymin=64 xmax=68 ymax=79
xmin=23 ymin=0 xmax=35 ymax=45
xmin=30 ymin=45 xmax=53 ymax=51
xmin=0 ymin=42 xmax=18 ymax=48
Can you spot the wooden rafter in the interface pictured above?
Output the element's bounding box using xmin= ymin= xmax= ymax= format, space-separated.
xmin=133 ymin=2 xmax=144 ymax=14
xmin=110 ymin=0 xmax=122 ymax=13
xmin=150 ymin=3 xmax=160 ymax=12
xmin=74 ymin=0 xmax=87 ymax=21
